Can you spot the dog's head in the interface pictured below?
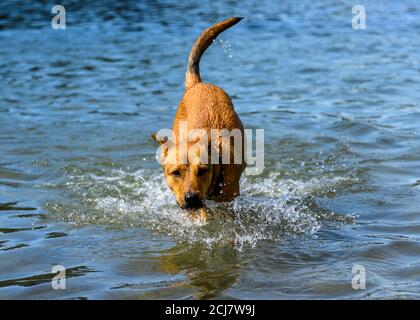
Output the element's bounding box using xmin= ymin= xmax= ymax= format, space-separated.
xmin=152 ymin=133 xmax=218 ymax=210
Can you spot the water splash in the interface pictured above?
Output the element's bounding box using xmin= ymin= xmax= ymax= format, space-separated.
xmin=44 ymin=168 xmax=354 ymax=250
xmin=216 ymin=38 xmax=234 ymax=59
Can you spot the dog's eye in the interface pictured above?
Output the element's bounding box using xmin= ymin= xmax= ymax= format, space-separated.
xmin=171 ymin=170 xmax=181 ymax=177
xmin=197 ymin=168 xmax=208 ymax=176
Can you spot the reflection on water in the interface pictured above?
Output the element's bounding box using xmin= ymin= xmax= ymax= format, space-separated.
xmin=157 ymin=244 xmax=240 ymax=299
xmin=1 ymin=0 xmax=420 ymax=299
xmin=0 ymin=266 xmax=97 ymax=289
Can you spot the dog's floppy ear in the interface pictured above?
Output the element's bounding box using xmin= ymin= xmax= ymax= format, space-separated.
xmin=151 ymin=132 xmax=170 ymax=163
xmin=151 ymin=132 xmax=168 ymax=144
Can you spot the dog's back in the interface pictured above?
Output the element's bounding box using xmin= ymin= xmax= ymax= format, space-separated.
xmin=174 ymin=83 xmax=243 ymax=135
xmin=173 ymin=17 xmax=243 ymax=137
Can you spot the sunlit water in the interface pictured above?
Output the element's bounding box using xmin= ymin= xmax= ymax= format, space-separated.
xmin=1 ymin=0 xmax=420 ymax=299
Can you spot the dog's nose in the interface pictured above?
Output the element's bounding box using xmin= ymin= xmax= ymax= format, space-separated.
xmin=184 ymin=192 xmax=202 ymax=209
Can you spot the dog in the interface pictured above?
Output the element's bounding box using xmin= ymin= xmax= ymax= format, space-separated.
xmin=152 ymin=17 xmax=245 ymax=221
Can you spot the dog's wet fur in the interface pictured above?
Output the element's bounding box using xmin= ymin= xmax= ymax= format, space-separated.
xmin=152 ymin=17 xmax=245 ymax=221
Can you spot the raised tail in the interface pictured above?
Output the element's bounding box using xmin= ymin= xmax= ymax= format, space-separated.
xmin=185 ymin=17 xmax=243 ymax=90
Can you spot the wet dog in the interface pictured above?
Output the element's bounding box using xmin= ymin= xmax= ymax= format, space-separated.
xmin=152 ymin=17 xmax=245 ymax=221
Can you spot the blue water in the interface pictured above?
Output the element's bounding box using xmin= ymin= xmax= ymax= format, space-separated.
xmin=0 ymin=0 xmax=419 ymax=299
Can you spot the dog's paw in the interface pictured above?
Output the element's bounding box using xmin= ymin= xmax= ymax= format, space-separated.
xmin=188 ymin=207 xmax=211 ymax=224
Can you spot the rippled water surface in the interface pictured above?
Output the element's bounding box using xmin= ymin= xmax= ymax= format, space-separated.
xmin=1 ymin=0 xmax=420 ymax=299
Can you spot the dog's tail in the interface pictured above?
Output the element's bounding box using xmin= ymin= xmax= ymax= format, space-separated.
xmin=185 ymin=17 xmax=243 ymax=90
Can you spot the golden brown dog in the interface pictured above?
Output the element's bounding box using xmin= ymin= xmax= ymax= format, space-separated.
xmin=152 ymin=17 xmax=245 ymax=220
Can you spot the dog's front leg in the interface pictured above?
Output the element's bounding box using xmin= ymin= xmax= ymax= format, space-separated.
xmin=188 ymin=207 xmax=210 ymax=223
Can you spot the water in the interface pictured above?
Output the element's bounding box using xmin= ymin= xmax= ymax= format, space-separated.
xmin=1 ymin=0 xmax=420 ymax=299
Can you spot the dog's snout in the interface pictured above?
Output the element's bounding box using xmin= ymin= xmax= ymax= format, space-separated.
xmin=184 ymin=192 xmax=202 ymax=209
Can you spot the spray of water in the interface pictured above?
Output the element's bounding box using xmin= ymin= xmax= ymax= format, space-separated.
xmin=44 ymin=168 xmax=353 ymax=250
